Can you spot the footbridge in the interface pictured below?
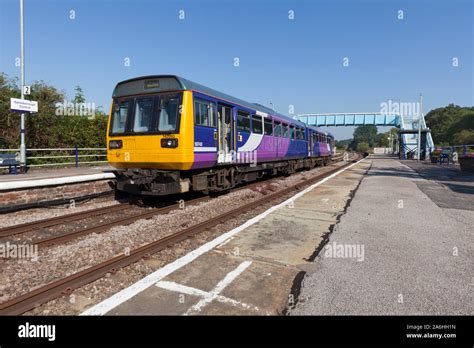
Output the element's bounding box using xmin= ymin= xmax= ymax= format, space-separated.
xmin=294 ymin=113 xmax=435 ymax=160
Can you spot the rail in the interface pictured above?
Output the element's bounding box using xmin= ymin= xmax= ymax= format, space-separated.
xmin=0 ymin=147 xmax=107 ymax=168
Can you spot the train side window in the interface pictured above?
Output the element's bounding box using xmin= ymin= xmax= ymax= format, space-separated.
xmin=194 ymin=98 xmax=216 ymax=127
xmin=282 ymin=123 xmax=289 ymax=138
xmin=296 ymin=128 xmax=304 ymax=140
xmin=237 ymin=110 xmax=251 ymax=132
xmin=251 ymin=115 xmax=263 ymax=134
xmin=274 ymin=121 xmax=282 ymax=137
xmin=264 ymin=118 xmax=273 ymax=135
xmin=289 ymin=125 xmax=295 ymax=139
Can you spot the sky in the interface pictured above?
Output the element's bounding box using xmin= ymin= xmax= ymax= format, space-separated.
xmin=1 ymin=0 xmax=473 ymax=139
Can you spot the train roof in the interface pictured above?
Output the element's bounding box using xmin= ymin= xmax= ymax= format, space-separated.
xmin=114 ymin=75 xmax=325 ymax=132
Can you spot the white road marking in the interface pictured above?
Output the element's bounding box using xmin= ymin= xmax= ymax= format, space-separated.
xmin=156 ymin=281 xmax=210 ymax=298
xmin=157 ymin=280 xmax=259 ymax=312
xmin=155 ymin=261 xmax=259 ymax=313
xmin=185 ymin=260 xmax=252 ymax=314
xmin=81 ymin=158 xmax=365 ymax=316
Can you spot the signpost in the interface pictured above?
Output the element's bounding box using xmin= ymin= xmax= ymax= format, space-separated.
xmin=19 ymin=0 xmax=26 ymax=168
xmin=10 ymin=98 xmax=38 ymax=113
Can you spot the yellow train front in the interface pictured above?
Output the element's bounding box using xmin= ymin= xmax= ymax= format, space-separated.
xmin=107 ymin=75 xmax=334 ymax=196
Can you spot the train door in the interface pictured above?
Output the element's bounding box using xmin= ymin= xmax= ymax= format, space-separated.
xmin=217 ymin=103 xmax=235 ymax=164
xmin=308 ymin=129 xmax=312 ymax=157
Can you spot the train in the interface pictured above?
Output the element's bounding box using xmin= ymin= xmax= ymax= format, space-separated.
xmin=106 ymin=75 xmax=335 ymax=196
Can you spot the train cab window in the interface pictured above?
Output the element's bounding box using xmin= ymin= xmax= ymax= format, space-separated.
xmin=282 ymin=123 xmax=289 ymax=138
xmin=289 ymin=125 xmax=295 ymax=139
xmin=237 ymin=110 xmax=251 ymax=132
xmin=251 ymin=115 xmax=263 ymax=134
xmin=133 ymin=98 xmax=154 ymax=132
xmin=264 ymin=118 xmax=273 ymax=135
xmin=274 ymin=121 xmax=282 ymax=137
xmin=194 ymin=98 xmax=216 ymax=127
xmin=158 ymin=95 xmax=180 ymax=132
xmin=111 ymin=100 xmax=130 ymax=134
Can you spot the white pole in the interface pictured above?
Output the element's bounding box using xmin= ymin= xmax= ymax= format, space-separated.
xmin=19 ymin=0 xmax=26 ymax=168
xmin=417 ymin=94 xmax=423 ymax=161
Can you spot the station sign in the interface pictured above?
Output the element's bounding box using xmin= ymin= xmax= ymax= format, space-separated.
xmin=10 ymin=98 xmax=38 ymax=113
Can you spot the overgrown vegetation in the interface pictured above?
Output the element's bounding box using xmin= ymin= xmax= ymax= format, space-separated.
xmin=425 ymin=104 xmax=474 ymax=145
xmin=0 ymin=73 xmax=107 ymax=150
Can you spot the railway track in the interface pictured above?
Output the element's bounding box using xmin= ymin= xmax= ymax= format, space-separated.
xmin=0 ymin=154 xmax=358 ymax=315
xmin=0 ymin=156 xmax=345 ymax=248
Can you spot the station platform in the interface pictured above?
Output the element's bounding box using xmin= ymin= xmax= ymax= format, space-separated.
xmin=82 ymin=158 xmax=370 ymax=315
xmin=0 ymin=165 xmax=116 ymax=212
xmin=0 ymin=165 xmax=114 ymax=186
xmin=82 ymin=156 xmax=473 ymax=315
xmin=291 ymin=155 xmax=473 ymax=315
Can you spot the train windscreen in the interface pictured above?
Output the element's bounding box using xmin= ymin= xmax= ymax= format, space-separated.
xmin=110 ymin=92 xmax=182 ymax=135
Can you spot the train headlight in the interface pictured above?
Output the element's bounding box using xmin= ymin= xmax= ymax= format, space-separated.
xmin=161 ymin=138 xmax=178 ymax=148
xmin=109 ymin=140 xmax=123 ymax=149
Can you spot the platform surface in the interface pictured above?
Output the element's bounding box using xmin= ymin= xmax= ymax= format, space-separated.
xmin=291 ymin=157 xmax=473 ymax=315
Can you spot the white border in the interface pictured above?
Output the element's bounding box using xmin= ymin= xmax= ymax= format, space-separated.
xmin=81 ymin=157 xmax=365 ymax=315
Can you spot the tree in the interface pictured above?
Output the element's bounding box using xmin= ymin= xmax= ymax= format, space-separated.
xmin=356 ymin=142 xmax=369 ymax=153
xmin=453 ymin=130 xmax=474 ymax=145
xmin=73 ymin=85 xmax=86 ymax=104
xmin=349 ymin=125 xmax=378 ymax=150
xmin=335 ymin=139 xmax=352 ymax=150
xmin=425 ymin=104 xmax=474 ymax=145
xmin=0 ymin=73 xmax=107 ymax=150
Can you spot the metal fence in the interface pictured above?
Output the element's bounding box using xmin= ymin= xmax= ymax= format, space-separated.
xmin=0 ymin=147 xmax=107 ymax=168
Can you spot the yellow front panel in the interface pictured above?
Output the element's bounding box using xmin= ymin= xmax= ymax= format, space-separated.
xmin=106 ymin=91 xmax=194 ymax=170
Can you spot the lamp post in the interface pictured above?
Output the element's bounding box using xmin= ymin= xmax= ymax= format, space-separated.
xmin=417 ymin=94 xmax=423 ymax=161
xmin=19 ymin=0 xmax=26 ymax=168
